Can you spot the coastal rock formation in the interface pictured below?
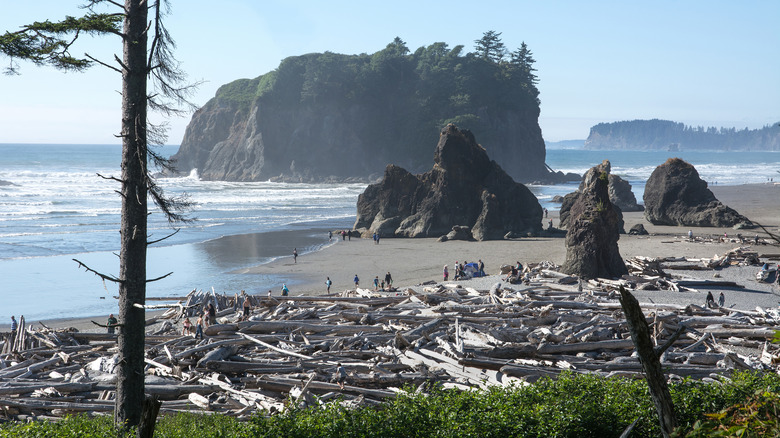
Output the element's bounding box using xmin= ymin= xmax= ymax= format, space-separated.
xmin=643 ymin=158 xmax=752 ymax=227
xmin=608 ymin=174 xmax=643 ymax=212
xmin=171 ymin=47 xmax=580 ymax=184
xmin=561 ymin=162 xmax=627 ymax=279
xmin=558 ymin=160 xmax=636 ymax=231
xmin=354 ymin=124 xmax=543 ymax=240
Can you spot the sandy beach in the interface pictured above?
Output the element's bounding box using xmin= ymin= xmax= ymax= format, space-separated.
xmin=239 ymin=183 xmax=780 ymax=310
xmin=9 ymin=182 xmax=779 ymax=332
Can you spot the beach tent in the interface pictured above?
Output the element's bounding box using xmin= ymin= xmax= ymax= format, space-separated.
xmin=463 ymin=262 xmax=484 ymax=278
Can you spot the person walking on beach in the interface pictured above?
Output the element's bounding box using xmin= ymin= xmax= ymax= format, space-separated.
xmin=478 ymin=259 xmax=485 ymax=277
xmin=282 ymin=284 xmax=289 ymax=296
xmin=374 ymin=276 xmax=380 ymax=291
xmin=443 ymin=265 xmax=448 ymax=281
xmin=354 ymin=274 xmax=360 ymax=288
xmin=293 ymin=248 xmax=298 ymax=263
xmin=385 ymin=272 xmax=393 ymax=289
xmin=106 ymin=314 xmax=118 ymax=334
xmin=718 ymin=292 xmax=725 ymax=307
xmin=326 ymin=277 xmax=332 ymax=293
xmin=328 ymin=230 xmax=332 ymax=241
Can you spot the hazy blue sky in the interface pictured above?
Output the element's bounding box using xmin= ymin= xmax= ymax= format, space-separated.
xmin=1 ymin=0 xmax=778 ymax=144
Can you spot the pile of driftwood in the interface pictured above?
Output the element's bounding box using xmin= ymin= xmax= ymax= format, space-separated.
xmin=1 ymin=263 xmax=780 ymax=421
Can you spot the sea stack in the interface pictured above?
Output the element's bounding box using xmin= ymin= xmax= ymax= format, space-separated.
xmin=559 ymin=160 xmax=639 ymax=232
xmin=561 ymin=161 xmax=627 ymax=279
xmin=643 ymin=158 xmax=752 ymax=228
xmin=353 ymin=124 xmax=543 ymax=240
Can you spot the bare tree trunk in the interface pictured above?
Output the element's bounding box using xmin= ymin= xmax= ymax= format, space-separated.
xmin=618 ymin=286 xmax=678 ymax=437
xmin=115 ymin=0 xmax=148 ymax=428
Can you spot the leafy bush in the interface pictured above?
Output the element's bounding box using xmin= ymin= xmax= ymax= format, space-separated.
xmin=2 ymin=372 xmax=780 ymax=437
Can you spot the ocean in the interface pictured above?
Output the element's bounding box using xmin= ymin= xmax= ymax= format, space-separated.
xmin=1 ymin=143 xmax=778 ymax=320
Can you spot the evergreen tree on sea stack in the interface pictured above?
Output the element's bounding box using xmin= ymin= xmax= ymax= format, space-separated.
xmin=0 ymin=0 xmax=196 ymax=430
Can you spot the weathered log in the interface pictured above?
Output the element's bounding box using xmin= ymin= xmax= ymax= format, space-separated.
xmin=196 ymin=345 xmax=240 ymax=368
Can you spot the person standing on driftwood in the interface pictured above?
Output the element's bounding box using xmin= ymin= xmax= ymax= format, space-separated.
xmin=194 ymin=315 xmax=204 ymax=340
xmin=207 ymin=303 xmax=217 ymax=326
xmin=242 ymin=295 xmax=251 ymax=321
xmin=182 ymin=318 xmax=193 ymax=336
xmin=10 ymin=316 xmax=17 ymax=339
xmin=106 ymin=314 xmax=117 ymax=334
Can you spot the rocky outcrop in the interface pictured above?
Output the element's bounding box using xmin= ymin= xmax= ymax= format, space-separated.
xmin=558 ymin=160 xmax=638 ymax=232
xmin=353 ymin=124 xmax=542 ymax=240
xmin=608 ymin=174 xmax=643 ymax=212
xmin=643 ymin=158 xmax=752 ymax=228
xmin=561 ymin=162 xmax=627 ymax=279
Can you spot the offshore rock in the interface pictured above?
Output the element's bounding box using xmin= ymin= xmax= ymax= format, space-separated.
xmin=643 ymin=158 xmax=752 ymax=227
xmin=559 ymin=160 xmax=632 ymax=232
xmin=354 ymin=124 xmax=542 ymax=240
xmin=608 ymin=174 xmax=643 ymax=212
xmin=561 ymin=162 xmax=627 ymax=279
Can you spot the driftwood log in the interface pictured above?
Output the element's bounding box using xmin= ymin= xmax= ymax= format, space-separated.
xmin=0 ymin=253 xmax=778 ymax=421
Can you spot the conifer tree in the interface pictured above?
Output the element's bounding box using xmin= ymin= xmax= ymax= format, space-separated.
xmin=1 ymin=0 xmax=194 ymax=428
xmin=474 ymin=30 xmax=507 ymax=63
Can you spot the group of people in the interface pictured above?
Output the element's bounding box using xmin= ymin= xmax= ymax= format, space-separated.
xmin=706 ymin=291 xmax=725 ymax=309
xmin=369 ymin=272 xmax=393 ymax=291
xmin=504 ymin=261 xmax=529 ymax=284
xmin=179 ymin=302 xmax=217 ymax=340
xmin=445 ymin=260 xmax=486 ymax=281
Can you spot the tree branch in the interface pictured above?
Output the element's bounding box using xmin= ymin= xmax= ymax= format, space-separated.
xmin=96 ymin=172 xmax=123 ymax=183
xmin=654 ymin=324 xmax=687 ymax=357
xmin=84 ymin=53 xmax=121 ymax=73
xmin=73 ymin=258 xmax=122 ymax=283
xmin=146 ymin=272 xmax=173 ymax=283
xmin=147 ymin=228 xmax=179 ymax=245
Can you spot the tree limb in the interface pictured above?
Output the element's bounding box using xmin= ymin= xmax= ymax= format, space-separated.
xmin=654 ymin=324 xmax=687 ymax=357
xmin=146 ymin=272 xmax=173 ymax=283
xmin=84 ymin=53 xmax=122 ymax=73
xmin=73 ymin=258 xmax=122 ymax=283
xmin=147 ymin=228 xmax=179 ymax=245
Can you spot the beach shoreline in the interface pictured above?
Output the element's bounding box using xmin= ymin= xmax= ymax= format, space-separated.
xmin=6 ymin=182 xmax=779 ymax=331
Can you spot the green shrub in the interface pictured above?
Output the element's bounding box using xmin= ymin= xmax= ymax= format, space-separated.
xmin=2 ymin=372 xmax=780 ymax=437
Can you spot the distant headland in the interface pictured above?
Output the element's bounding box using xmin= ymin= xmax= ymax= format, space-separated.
xmin=584 ymin=119 xmax=780 ymax=151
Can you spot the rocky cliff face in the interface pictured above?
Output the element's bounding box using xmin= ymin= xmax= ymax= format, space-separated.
xmin=643 ymin=158 xmax=753 ymax=228
xmin=173 ymin=97 xmax=570 ymax=183
xmin=353 ymin=124 xmax=543 ymax=240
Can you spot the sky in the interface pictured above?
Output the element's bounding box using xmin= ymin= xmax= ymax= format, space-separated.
xmin=0 ymin=0 xmax=778 ymax=144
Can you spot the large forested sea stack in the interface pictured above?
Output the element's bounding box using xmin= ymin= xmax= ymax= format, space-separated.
xmin=353 ymin=124 xmax=542 ymax=240
xmin=561 ymin=161 xmax=627 ymax=279
xmin=643 ymin=158 xmax=752 ymax=227
xmin=171 ymin=38 xmax=579 ymax=184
